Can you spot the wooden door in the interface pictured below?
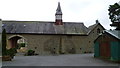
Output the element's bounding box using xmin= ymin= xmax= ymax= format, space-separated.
xmin=100 ymin=42 xmax=110 ymax=58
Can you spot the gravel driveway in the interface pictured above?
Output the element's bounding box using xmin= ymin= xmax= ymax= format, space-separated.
xmin=2 ymin=53 xmax=120 ymax=66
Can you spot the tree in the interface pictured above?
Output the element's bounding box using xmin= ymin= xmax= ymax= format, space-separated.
xmin=108 ymin=3 xmax=120 ymax=23
xmin=2 ymin=29 xmax=7 ymax=56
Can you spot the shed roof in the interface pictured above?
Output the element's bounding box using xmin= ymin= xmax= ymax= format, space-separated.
xmin=94 ymin=30 xmax=120 ymax=42
xmin=105 ymin=30 xmax=120 ymax=40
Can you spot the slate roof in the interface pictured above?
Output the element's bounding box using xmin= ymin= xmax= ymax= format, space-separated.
xmin=94 ymin=30 xmax=120 ymax=42
xmin=87 ymin=23 xmax=105 ymax=34
xmin=2 ymin=21 xmax=89 ymax=35
xmin=105 ymin=30 xmax=120 ymax=40
xmin=88 ymin=23 xmax=97 ymax=30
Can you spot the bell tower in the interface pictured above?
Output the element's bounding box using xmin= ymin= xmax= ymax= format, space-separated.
xmin=55 ymin=2 xmax=63 ymax=25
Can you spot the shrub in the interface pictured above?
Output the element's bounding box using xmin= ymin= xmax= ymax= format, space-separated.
xmin=20 ymin=43 xmax=26 ymax=47
xmin=17 ymin=43 xmax=26 ymax=48
xmin=6 ymin=48 xmax=17 ymax=59
xmin=17 ymin=43 xmax=26 ymax=49
xmin=25 ymin=50 xmax=35 ymax=56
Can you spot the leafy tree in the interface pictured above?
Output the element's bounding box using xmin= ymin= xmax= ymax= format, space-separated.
xmin=108 ymin=3 xmax=120 ymax=23
xmin=2 ymin=29 xmax=7 ymax=56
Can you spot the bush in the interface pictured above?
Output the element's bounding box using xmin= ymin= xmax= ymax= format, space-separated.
xmin=17 ymin=43 xmax=26 ymax=49
xmin=2 ymin=48 xmax=17 ymax=61
xmin=25 ymin=50 xmax=35 ymax=56
xmin=20 ymin=43 xmax=26 ymax=47
xmin=6 ymin=48 xmax=17 ymax=59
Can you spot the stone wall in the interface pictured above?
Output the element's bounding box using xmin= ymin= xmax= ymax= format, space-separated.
xmin=6 ymin=34 xmax=91 ymax=55
xmin=6 ymin=24 xmax=104 ymax=55
xmin=87 ymin=24 xmax=105 ymax=52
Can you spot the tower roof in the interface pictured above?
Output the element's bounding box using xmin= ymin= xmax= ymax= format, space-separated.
xmin=56 ymin=2 xmax=62 ymax=15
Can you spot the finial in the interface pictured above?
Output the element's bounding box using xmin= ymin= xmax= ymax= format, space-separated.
xmin=56 ymin=1 xmax=62 ymax=15
xmin=96 ymin=19 xmax=100 ymax=24
xmin=57 ymin=2 xmax=61 ymax=11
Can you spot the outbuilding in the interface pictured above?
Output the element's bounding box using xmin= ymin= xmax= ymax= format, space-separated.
xmin=94 ymin=30 xmax=120 ymax=62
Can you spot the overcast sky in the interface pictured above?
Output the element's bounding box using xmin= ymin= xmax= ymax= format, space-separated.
xmin=0 ymin=0 xmax=120 ymax=29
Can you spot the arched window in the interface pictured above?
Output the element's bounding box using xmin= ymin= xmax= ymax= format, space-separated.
xmin=97 ymin=28 xmax=100 ymax=33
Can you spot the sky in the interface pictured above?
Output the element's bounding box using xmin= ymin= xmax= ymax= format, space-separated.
xmin=0 ymin=0 xmax=120 ymax=30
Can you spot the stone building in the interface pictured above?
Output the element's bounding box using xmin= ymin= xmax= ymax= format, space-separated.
xmin=1 ymin=2 xmax=105 ymax=55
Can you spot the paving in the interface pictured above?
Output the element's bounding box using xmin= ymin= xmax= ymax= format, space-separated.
xmin=2 ymin=53 xmax=120 ymax=66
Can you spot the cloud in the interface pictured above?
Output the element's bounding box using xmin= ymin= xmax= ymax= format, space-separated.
xmin=0 ymin=0 xmax=120 ymax=29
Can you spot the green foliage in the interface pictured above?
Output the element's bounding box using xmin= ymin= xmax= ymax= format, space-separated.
xmin=25 ymin=50 xmax=35 ymax=56
xmin=108 ymin=2 xmax=120 ymax=23
xmin=20 ymin=43 xmax=26 ymax=47
xmin=2 ymin=29 xmax=17 ymax=60
xmin=6 ymin=48 xmax=17 ymax=59
xmin=2 ymin=29 xmax=7 ymax=56
xmin=17 ymin=43 xmax=26 ymax=49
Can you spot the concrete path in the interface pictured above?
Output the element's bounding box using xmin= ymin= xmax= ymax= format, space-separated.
xmin=2 ymin=54 xmax=120 ymax=66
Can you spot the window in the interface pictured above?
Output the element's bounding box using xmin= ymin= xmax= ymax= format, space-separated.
xmin=97 ymin=28 xmax=100 ymax=33
xmin=80 ymin=48 xmax=82 ymax=50
xmin=35 ymin=47 xmax=37 ymax=49
xmin=67 ymin=35 xmax=72 ymax=38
